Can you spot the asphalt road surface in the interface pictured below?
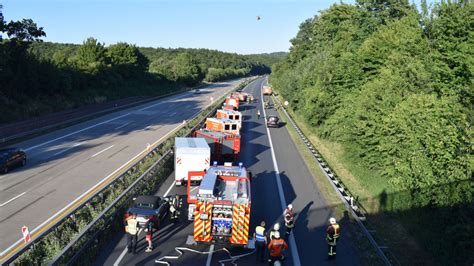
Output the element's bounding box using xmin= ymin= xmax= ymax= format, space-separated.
xmin=97 ymin=77 xmax=360 ymax=265
xmin=0 ymin=79 xmax=244 ymax=253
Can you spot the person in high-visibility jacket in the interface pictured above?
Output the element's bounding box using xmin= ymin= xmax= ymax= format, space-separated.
xmin=267 ymin=231 xmax=288 ymax=265
xmin=253 ymin=221 xmax=267 ymax=262
xmin=284 ymin=204 xmax=295 ymax=237
xmin=124 ymin=212 xmax=139 ymax=254
xmin=269 ymin=223 xmax=280 ymax=240
xmin=326 ymin=217 xmax=340 ymax=259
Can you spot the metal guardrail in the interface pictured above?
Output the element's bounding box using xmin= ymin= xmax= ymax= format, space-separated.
xmin=1 ymin=77 xmax=256 ymax=265
xmin=271 ymin=94 xmax=394 ymax=266
xmin=47 ymin=78 xmax=259 ymax=265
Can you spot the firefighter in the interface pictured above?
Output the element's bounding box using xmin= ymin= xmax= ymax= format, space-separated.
xmin=267 ymin=231 xmax=288 ymax=265
xmin=269 ymin=223 xmax=280 ymax=240
xmin=326 ymin=217 xmax=340 ymax=259
xmin=124 ymin=212 xmax=139 ymax=254
xmin=284 ymin=204 xmax=295 ymax=237
xmin=253 ymin=221 xmax=267 ymax=262
xmin=257 ymin=110 xmax=261 ymax=119
xmin=170 ymin=194 xmax=182 ymax=223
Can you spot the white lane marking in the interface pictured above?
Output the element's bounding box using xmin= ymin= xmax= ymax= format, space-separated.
xmin=114 ymin=179 xmax=176 ymax=266
xmin=24 ymin=93 xmax=191 ymax=152
xmin=53 ymin=142 xmax=83 ymax=156
xmin=91 ymin=145 xmax=115 ymax=158
xmin=0 ymin=192 xmax=26 ymax=207
xmin=206 ymin=244 xmax=215 ymax=266
xmin=169 ymin=111 xmax=177 ymax=116
xmin=114 ymin=122 xmax=130 ymax=130
xmin=112 ymin=81 xmax=241 ymax=266
xmin=145 ymin=126 xmax=152 ymax=130
xmin=260 ymin=78 xmax=302 ymax=266
xmin=1 ymin=80 xmax=241 ymax=258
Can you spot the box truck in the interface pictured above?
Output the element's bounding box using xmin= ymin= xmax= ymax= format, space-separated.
xmin=174 ymin=137 xmax=210 ymax=186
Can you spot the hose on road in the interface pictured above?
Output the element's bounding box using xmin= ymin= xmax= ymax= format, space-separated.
xmin=154 ymin=246 xmax=255 ymax=265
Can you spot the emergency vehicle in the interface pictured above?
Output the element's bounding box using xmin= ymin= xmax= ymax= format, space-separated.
xmin=205 ymin=117 xmax=240 ymax=135
xmin=186 ymin=163 xmax=251 ymax=246
xmin=174 ymin=137 xmax=210 ymax=186
xmin=225 ymin=97 xmax=240 ymax=110
xmin=263 ymin=86 xmax=273 ymax=95
xmin=216 ymin=109 xmax=242 ymax=129
xmin=194 ymin=129 xmax=240 ymax=162
xmin=231 ymin=92 xmax=248 ymax=102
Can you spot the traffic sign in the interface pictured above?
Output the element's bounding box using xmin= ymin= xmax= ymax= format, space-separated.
xmin=21 ymin=226 xmax=31 ymax=243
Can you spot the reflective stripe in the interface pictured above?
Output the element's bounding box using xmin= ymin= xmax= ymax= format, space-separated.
xmin=127 ymin=218 xmax=138 ymax=235
xmin=255 ymin=226 xmax=265 ymax=242
xmin=333 ymin=224 xmax=340 ymax=238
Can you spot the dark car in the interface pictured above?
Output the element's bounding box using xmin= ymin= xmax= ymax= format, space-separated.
xmin=266 ymin=116 xmax=280 ymax=128
xmin=0 ymin=148 xmax=27 ymax=174
xmin=126 ymin=196 xmax=169 ymax=229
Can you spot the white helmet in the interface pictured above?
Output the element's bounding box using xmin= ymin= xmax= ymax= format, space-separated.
xmin=329 ymin=217 xmax=336 ymax=224
xmin=274 ymin=231 xmax=280 ymax=239
xmin=287 ymin=204 xmax=293 ymax=210
xmin=273 ymin=223 xmax=280 ymax=230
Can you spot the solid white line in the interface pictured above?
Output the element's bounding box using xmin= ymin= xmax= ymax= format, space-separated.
xmin=206 ymin=244 xmax=215 ymax=266
xmin=114 ymin=123 xmax=130 ymax=130
xmin=1 ymin=80 xmax=241 ymax=259
xmin=113 ymin=248 xmax=128 ymax=266
xmin=0 ymin=192 xmax=26 ymax=207
xmin=91 ymin=145 xmax=114 ymax=158
xmin=113 ymin=177 xmax=177 ymax=265
xmin=260 ymin=78 xmax=301 ymax=266
xmin=112 ymin=81 xmax=240 ymax=266
xmin=53 ymin=142 xmax=82 ymax=156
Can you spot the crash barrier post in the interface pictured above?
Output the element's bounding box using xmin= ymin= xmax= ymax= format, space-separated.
xmin=271 ymin=94 xmax=395 ymax=266
xmin=2 ymin=78 xmax=256 ymax=265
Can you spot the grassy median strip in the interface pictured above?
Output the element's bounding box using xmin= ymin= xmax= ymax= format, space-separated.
xmin=9 ymin=78 xmax=256 ymax=265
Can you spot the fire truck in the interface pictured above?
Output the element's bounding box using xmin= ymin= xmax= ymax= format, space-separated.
xmin=216 ymin=109 xmax=242 ymax=129
xmin=186 ymin=164 xmax=251 ymax=246
xmin=194 ymin=129 xmax=240 ymax=162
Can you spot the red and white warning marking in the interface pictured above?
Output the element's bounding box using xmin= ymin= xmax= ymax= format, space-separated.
xmin=22 ymin=226 xmax=31 ymax=243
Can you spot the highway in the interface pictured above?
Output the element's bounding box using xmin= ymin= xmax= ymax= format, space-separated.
xmin=97 ymin=77 xmax=360 ymax=265
xmin=0 ymin=79 xmax=244 ymax=253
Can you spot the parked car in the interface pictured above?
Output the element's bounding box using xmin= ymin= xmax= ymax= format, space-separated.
xmin=0 ymin=148 xmax=27 ymax=174
xmin=193 ymin=89 xmax=201 ymax=94
xmin=126 ymin=196 xmax=169 ymax=229
xmin=266 ymin=116 xmax=280 ymax=128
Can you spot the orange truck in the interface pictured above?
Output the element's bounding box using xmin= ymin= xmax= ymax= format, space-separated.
xmin=225 ymin=97 xmax=240 ymax=110
xmin=263 ymin=86 xmax=273 ymax=95
xmin=231 ymin=92 xmax=248 ymax=102
xmin=205 ymin=117 xmax=240 ymax=135
xmin=187 ymin=164 xmax=251 ymax=246
xmin=194 ymin=129 xmax=241 ymax=162
xmin=216 ymin=109 xmax=242 ymax=129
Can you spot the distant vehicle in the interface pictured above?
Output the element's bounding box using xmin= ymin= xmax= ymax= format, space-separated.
xmin=126 ymin=196 xmax=170 ymax=229
xmin=266 ymin=116 xmax=280 ymax=128
xmin=263 ymin=86 xmax=273 ymax=95
xmin=0 ymin=148 xmax=26 ymax=174
xmin=193 ymin=89 xmax=201 ymax=94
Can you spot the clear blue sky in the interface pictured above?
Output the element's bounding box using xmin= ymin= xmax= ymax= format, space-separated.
xmin=2 ymin=0 xmax=354 ymax=54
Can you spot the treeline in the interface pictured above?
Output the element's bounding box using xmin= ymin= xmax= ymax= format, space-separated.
xmin=270 ymin=0 xmax=472 ymax=263
xmin=0 ymin=20 xmax=273 ymax=124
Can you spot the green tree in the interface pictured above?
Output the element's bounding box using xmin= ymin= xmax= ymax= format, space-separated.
xmin=74 ymin=37 xmax=107 ymax=74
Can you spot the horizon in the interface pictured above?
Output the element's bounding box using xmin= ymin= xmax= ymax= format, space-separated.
xmin=1 ymin=0 xmax=355 ymax=54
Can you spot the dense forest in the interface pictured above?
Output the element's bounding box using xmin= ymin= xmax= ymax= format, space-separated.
xmin=0 ymin=20 xmax=275 ymax=124
xmin=270 ymin=0 xmax=472 ymax=263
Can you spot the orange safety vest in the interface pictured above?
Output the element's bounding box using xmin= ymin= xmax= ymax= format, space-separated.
xmin=268 ymin=238 xmax=288 ymax=257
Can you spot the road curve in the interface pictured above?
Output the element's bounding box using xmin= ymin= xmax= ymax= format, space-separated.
xmin=0 ymin=79 xmax=243 ymax=253
xmin=96 ymin=77 xmax=360 ymax=265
